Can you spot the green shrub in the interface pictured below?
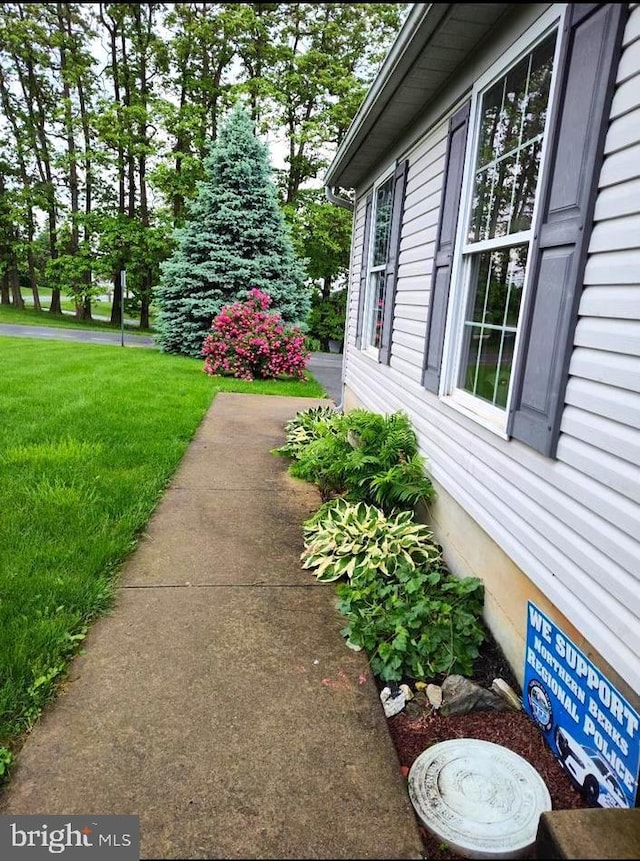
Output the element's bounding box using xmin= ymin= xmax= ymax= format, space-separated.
xmin=301 ymin=498 xmax=441 ymax=582
xmin=272 ymin=405 xmax=339 ymax=460
xmin=306 ymin=287 xmax=347 ymax=352
xmin=304 ymin=335 xmax=322 ymax=353
xmin=283 ymin=407 xmax=434 ymax=512
xmin=336 ymin=563 xmax=485 ymax=682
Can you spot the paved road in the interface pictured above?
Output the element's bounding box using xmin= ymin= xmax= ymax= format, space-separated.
xmin=0 ymin=322 xmax=343 ymax=403
xmin=306 ymin=350 xmax=343 ymax=404
xmin=0 ymin=322 xmax=156 ymax=348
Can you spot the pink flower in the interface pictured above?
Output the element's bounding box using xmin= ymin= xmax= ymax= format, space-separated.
xmin=203 ymin=289 xmax=309 ymax=381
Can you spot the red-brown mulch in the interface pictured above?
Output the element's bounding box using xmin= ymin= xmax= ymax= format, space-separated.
xmin=384 ymin=635 xmax=589 ymax=859
xmin=388 ymin=708 xmax=588 ymax=859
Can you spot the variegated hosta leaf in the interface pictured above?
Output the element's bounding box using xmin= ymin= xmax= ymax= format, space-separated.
xmin=316 ymin=566 xmax=343 ymax=582
xmin=313 ymin=557 xmax=340 ymax=578
xmin=301 ymin=499 xmax=441 ymax=584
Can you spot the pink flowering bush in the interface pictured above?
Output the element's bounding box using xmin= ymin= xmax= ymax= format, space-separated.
xmin=202 ymin=289 xmax=310 ymax=381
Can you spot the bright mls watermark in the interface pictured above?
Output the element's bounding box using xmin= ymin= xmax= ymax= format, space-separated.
xmin=1 ymin=816 xmax=139 ymax=859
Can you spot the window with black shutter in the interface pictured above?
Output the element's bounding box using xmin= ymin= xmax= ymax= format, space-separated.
xmin=425 ymin=3 xmax=626 ymax=456
xmin=356 ymin=161 xmax=408 ymax=363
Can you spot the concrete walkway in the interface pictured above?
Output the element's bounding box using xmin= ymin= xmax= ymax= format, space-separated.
xmin=0 ymin=393 xmax=422 ymax=860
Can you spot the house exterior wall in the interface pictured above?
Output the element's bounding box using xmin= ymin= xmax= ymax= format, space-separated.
xmin=342 ymin=3 xmax=640 ymax=702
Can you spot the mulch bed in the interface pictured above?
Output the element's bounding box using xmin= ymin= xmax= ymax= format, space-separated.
xmin=384 ymin=632 xmax=589 ymax=859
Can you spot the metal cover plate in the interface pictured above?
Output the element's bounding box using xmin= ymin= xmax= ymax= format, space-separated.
xmin=408 ymin=738 xmax=552 ymax=859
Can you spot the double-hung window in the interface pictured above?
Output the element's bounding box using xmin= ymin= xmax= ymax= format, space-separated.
xmin=426 ymin=3 xmax=626 ymax=456
xmin=444 ymin=23 xmax=559 ymax=431
xmin=356 ymin=159 xmax=408 ymax=363
xmin=362 ymin=171 xmax=394 ymax=353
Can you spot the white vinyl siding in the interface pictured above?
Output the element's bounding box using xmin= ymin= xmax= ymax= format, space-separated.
xmin=343 ymin=3 xmax=640 ymax=693
xmin=347 ymin=197 xmax=368 ymax=350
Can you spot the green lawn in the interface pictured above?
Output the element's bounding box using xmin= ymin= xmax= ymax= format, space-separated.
xmin=22 ymin=287 xmax=146 ymax=321
xmin=0 ymin=337 xmax=324 ymax=765
xmin=0 ymin=301 xmax=150 ymax=334
xmin=23 ymin=287 xmax=87 ymax=315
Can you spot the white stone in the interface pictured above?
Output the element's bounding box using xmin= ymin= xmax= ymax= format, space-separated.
xmin=399 ymin=684 xmax=414 ymax=701
xmin=408 ymin=738 xmax=551 ymax=859
xmin=380 ymin=686 xmax=406 ymax=717
xmin=426 ymin=683 xmax=443 ymax=709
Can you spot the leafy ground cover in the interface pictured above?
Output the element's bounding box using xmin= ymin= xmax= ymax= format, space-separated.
xmin=0 ymin=337 xmax=323 ymax=770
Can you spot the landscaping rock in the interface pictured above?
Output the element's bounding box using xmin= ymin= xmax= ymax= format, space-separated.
xmin=492 ymin=677 xmax=522 ymax=711
xmin=404 ymin=690 xmax=429 ymax=720
xmin=399 ymin=684 xmax=414 ymax=702
xmin=380 ymin=686 xmax=406 ymax=718
xmin=440 ymin=674 xmax=509 ymax=716
xmin=426 ymin=684 xmax=442 ymax=710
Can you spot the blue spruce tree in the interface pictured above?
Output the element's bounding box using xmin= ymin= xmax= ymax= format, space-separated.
xmin=154 ymin=102 xmax=309 ymax=357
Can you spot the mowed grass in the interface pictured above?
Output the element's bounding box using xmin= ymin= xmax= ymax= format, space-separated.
xmin=0 ymin=302 xmax=151 ymax=334
xmin=22 ymin=286 xmax=91 ymax=315
xmin=0 ymin=337 xmax=324 ymax=755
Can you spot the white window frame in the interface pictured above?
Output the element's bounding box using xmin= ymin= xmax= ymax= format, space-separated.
xmin=361 ymin=161 xmax=396 ymax=359
xmin=440 ymin=5 xmax=566 ymax=437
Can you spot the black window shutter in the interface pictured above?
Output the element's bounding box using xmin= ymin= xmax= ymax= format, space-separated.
xmin=379 ymin=160 xmax=409 ymax=365
xmin=509 ymin=2 xmax=627 ymax=456
xmin=422 ymin=101 xmax=471 ymax=392
xmin=355 ymin=193 xmax=373 ymax=349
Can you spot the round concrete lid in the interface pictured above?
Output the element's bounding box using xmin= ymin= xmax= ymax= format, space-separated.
xmin=408 ymin=738 xmax=552 ymax=859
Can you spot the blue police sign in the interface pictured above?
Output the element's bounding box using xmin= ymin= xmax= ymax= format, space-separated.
xmin=523 ymin=602 xmax=639 ymax=809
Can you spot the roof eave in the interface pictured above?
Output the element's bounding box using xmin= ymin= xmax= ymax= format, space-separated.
xmin=324 ymin=3 xmax=444 ymax=190
xmin=325 ymin=3 xmax=513 ymax=191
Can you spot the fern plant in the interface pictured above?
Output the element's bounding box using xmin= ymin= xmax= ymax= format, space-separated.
xmin=281 ymin=407 xmax=435 ymax=511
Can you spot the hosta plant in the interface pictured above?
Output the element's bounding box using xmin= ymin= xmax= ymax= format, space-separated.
xmin=272 ymin=405 xmax=339 ymax=460
xmin=301 ymin=498 xmax=441 ymax=583
xmin=336 ymin=562 xmax=485 ymax=682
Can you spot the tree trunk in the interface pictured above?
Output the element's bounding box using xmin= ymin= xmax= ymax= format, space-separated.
xmin=78 ymin=296 xmax=92 ymax=320
xmin=101 ymin=4 xmax=125 ymax=326
xmin=133 ymin=3 xmax=153 ymax=331
xmin=16 ymin=31 xmax=60 ymax=312
xmin=172 ymin=77 xmax=188 ymax=225
xmin=112 ymin=269 xmax=124 ymax=327
xmin=1 ymin=272 xmax=10 ymax=305
xmin=27 ymin=208 xmax=40 ymax=310
xmin=140 ymin=291 xmax=151 ymax=330
xmin=77 ymin=45 xmax=93 ymax=320
xmin=49 ymin=288 xmax=63 ymax=315
xmin=9 ymin=261 xmax=24 ymax=310
xmin=57 ymin=3 xmax=84 ymax=322
xmin=120 ymin=27 xmax=136 ymax=220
